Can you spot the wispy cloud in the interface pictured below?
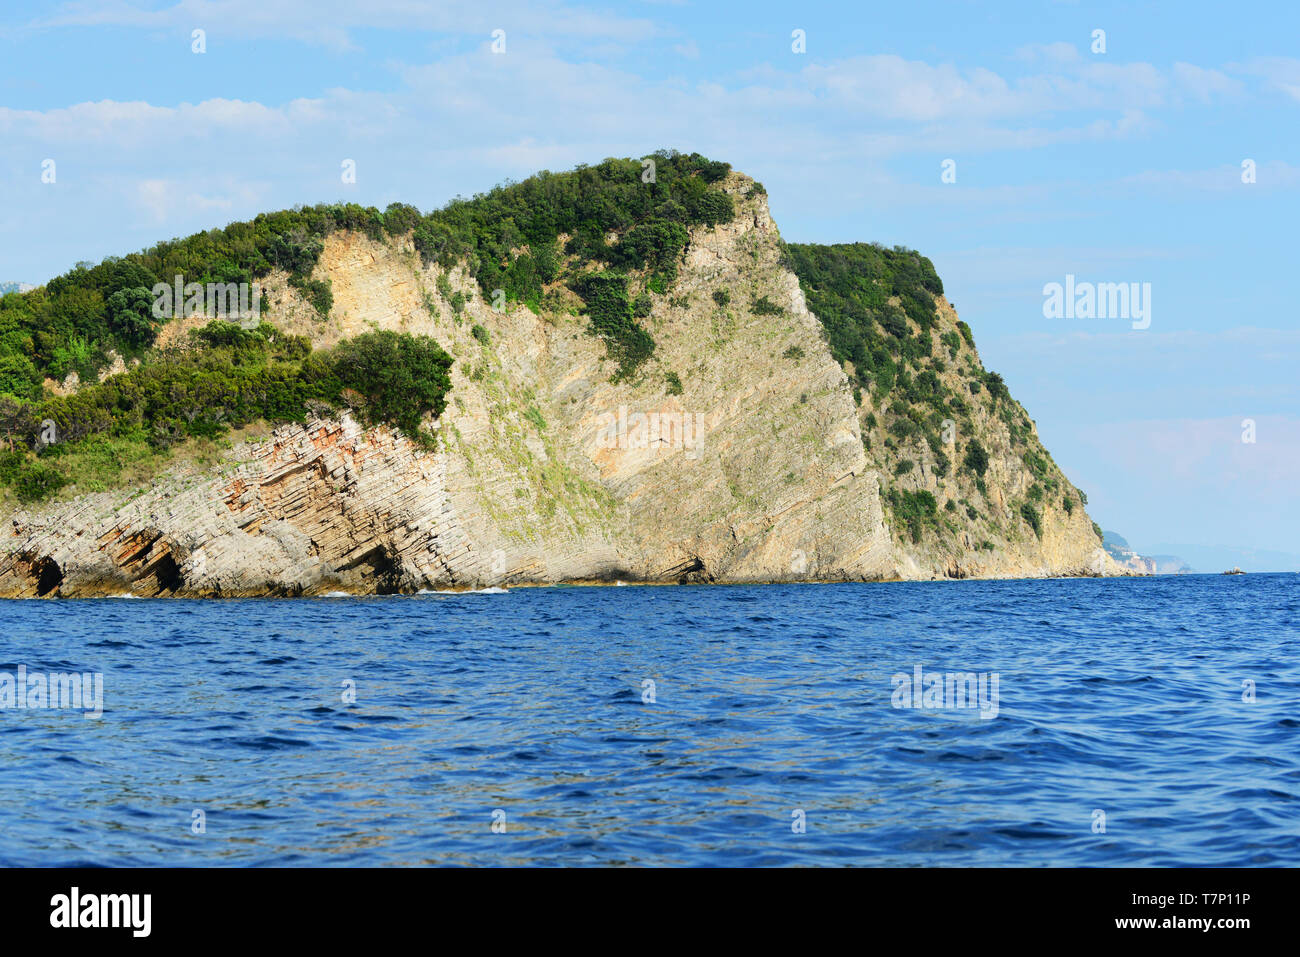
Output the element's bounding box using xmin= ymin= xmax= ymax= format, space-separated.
xmin=1233 ymin=56 xmax=1300 ymax=103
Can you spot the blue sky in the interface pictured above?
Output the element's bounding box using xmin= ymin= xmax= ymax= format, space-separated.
xmin=2 ymin=0 xmax=1297 ymax=568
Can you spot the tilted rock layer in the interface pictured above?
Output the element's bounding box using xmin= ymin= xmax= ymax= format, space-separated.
xmin=1 ymin=172 xmax=1122 ymax=596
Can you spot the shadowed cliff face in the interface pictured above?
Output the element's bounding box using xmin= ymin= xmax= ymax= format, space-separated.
xmin=0 ymin=171 xmax=1123 ymax=597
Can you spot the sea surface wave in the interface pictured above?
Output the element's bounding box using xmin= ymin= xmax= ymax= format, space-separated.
xmin=1 ymin=574 xmax=1296 ymax=866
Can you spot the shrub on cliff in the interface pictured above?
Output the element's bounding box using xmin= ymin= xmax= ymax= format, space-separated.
xmin=983 ymin=371 xmax=1010 ymax=403
xmin=963 ymin=439 xmax=989 ymax=477
xmin=332 ymin=331 xmax=453 ymax=440
xmin=1020 ymin=502 xmax=1042 ymax=538
xmin=571 ymin=272 xmax=655 ymax=379
xmin=606 ymin=221 xmax=690 ymax=273
xmin=887 ymin=488 xmax=939 ymax=543
xmin=932 ymin=448 xmax=950 ymax=478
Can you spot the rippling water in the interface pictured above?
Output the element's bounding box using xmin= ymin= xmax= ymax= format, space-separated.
xmin=1 ymin=574 xmax=1297 ymax=866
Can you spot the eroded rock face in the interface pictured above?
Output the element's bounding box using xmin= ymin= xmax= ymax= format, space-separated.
xmin=0 ymin=173 xmax=1122 ymax=597
xmin=3 ymin=416 xmax=438 ymax=597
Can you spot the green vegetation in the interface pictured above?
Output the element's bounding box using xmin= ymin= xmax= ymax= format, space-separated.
xmin=664 ymin=371 xmax=683 ymax=395
xmin=332 ymin=330 xmax=454 ymax=439
xmin=408 ymin=151 xmax=730 ymax=287
xmin=1020 ymin=502 xmax=1042 ymax=538
xmin=783 ymin=241 xmax=943 ymax=397
xmin=0 ymin=323 xmax=452 ymax=503
xmin=887 ymin=488 xmax=939 ymax=543
xmin=785 ymin=241 xmax=977 ymax=494
xmin=0 ymin=204 xmax=390 ymax=401
xmin=983 ymin=371 xmax=1010 ymax=403
xmin=0 ymin=454 xmax=67 ymax=503
xmin=1022 ymin=450 xmax=1049 ymax=479
xmin=571 ymin=272 xmax=655 ymax=380
xmin=932 ymin=447 xmax=950 ymax=478
xmin=523 ymin=405 xmax=546 ymax=431
xmin=712 ymin=289 xmax=731 ymax=307
xmin=962 ymin=439 xmax=989 ymax=477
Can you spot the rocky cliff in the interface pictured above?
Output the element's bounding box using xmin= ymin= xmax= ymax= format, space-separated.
xmin=0 ymin=169 xmax=1125 ymax=596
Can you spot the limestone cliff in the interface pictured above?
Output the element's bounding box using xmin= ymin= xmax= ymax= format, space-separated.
xmin=0 ymin=170 xmax=1125 ymax=596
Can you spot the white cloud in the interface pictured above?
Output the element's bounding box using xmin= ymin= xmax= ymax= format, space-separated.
xmin=1234 ymin=56 xmax=1300 ymax=103
xmin=1171 ymin=62 xmax=1243 ymax=102
xmin=133 ymin=176 xmax=261 ymax=225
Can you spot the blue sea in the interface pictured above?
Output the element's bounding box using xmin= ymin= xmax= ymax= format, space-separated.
xmin=1 ymin=574 xmax=1297 ymax=866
